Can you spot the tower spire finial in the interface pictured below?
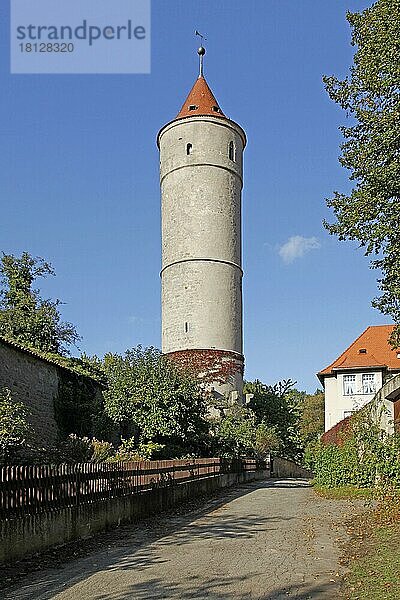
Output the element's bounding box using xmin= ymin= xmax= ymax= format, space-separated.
xmin=195 ymin=30 xmax=206 ymax=77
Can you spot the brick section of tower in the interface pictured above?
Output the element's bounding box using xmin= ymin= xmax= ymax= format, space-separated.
xmin=165 ymin=349 xmax=244 ymax=386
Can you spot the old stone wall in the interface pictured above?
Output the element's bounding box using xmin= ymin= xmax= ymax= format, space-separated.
xmin=0 ymin=341 xmax=59 ymax=447
xmin=272 ymin=457 xmax=313 ymax=479
xmin=0 ymin=339 xmax=105 ymax=448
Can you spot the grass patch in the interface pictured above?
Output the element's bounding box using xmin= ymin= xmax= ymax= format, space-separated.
xmin=345 ymin=524 xmax=400 ymax=600
xmin=313 ymin=484 xmax=372 ymax=500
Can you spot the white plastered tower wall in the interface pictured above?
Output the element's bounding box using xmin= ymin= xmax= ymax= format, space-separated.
xmin=158 ymin=95 xmax=246 ymax=400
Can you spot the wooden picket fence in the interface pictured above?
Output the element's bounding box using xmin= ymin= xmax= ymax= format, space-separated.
xmin=0 ymin=457 xmax=265 ymax=520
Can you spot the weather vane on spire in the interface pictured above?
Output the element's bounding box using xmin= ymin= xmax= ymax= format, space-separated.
xmin=195 ymin=30 xmax=206 ymax=77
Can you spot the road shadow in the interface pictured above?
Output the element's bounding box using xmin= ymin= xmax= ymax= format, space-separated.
xmin=3 ymin=479 xmax=312 ymax=600
xmin=85 ymin=576 xmax=338 ymax=599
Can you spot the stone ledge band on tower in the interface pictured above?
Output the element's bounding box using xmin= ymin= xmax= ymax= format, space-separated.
xmin=160 ymin=258 xmax=244 ymax=277
xmin=160 ymin=162 xmax=243 ymax=187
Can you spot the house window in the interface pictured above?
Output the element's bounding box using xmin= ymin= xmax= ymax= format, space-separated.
xmin=228 ymin=141 xmax=236 ymax=161
xmin=362 ymin=373 xmax=376 ymax=394
xmin=186 ymin=143 xmax=192 ymax=155
xmin=343 ymin=374 xmax=356 ymax=395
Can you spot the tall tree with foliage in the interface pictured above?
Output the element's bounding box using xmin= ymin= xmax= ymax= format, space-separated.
xmin=297 ymin=390 xmax=325 ymax=446
xmin=0 ymin=252 xmax=80 ymax=355
xmin=323 ymin=0 xmax=400 ymax=345
xmin=244 ymin=379 xmax=303 ymax=461
xmin=102 ymin=346 xmax=210 ymax=457
xmin=211 ymin=404 xmax=281 ymax=459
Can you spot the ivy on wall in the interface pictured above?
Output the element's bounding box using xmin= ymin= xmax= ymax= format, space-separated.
xmin=166 ymin=349 xmax=244 ymax=386
xmin=307 ymin=402 xmax=400 ymax=488
xmin=54 ymin=371 xmax=114 ymax=441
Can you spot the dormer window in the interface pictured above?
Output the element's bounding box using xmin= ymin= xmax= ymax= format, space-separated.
xmin=212 ymin=106 xmax=220 ymax=113
xmin=189 ymin=105 xmax=198 ymax=111
xmin=359 ymin=348 xmax=367 ymax=354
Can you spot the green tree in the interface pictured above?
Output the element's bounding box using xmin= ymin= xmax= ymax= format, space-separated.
xmin=254 ymin=423 xmax=281 ymax=459
xmin=245 ymin=379 xmax=303 ymax=460
xmin=0 ymin=252 xmax=80 ymax=354
xmin=323 ymin=0 xmax=400 ymax=346
xmin=212 ymin=405 xmax=281 ymax=459
xmin=0 ymin=388 xmax=32 ymax=464
xmin=212 ymin=405 xmax=257 ymax=457
xmin=102 ymin=346 xmax=209 ymax=457
xmin=298 ymin=390 xmax=325 ymax=446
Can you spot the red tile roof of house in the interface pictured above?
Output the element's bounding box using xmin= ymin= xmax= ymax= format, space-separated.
xmin=318 ymin=325 xmax=400 ymax=378
xmin=175 ymin=76 xmax=226 ymax=120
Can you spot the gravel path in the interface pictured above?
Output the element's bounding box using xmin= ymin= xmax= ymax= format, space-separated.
xmin=4 ymin=479 xmax=358 ymax=599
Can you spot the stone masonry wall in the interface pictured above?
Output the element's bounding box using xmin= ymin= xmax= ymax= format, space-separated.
xmin=0 ymin=339 xmax=104 ymax=448
xmin=0 ymin=341 xmax=59 ymax=447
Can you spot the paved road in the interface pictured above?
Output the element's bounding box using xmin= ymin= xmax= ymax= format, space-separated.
xmin=4 ymin=479 xmax=356 ymax=599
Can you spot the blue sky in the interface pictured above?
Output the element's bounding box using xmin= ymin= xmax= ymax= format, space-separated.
xmin=0 ymin=0 xmax=386 ymax=393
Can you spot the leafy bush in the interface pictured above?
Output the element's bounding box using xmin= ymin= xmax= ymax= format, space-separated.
xmin=91 ymin=438 xmax=114 ymax=463
xmin=211 ymin=405 xmax=281 ymax=459
xmin=212 ymin=406 xmax=256 ymax=457
xmin=0 ymin=388 xmax=33 ymax=464
xmin=57 ymin=434 xmax=93 ymax=463
xmin=102 ymin=346 xmax=209 ymax=456
xmin=254 ymin=423 xmax=281 ymax=458
xmin=110 ymin=437 xmax=165 ymax=462
xmin=309 ymin=402 xmax=400 ymax=488
xmin=57 ymin=434 xmax=115 ymax=463
xmin=245 ymin=379 xmax=322 ymax=461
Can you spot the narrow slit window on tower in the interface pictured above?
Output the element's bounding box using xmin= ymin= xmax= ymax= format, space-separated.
xmin=184 ymin=322 xmax=189 ymax=334
xmin=186 ymin=143 xmax=192 ymax=155
xmin=229 ymin=141 xmax=236 ymax=161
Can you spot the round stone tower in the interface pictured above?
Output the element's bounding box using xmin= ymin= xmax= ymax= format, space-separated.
xmin=157 ymin=48 xmax=246 ymax=402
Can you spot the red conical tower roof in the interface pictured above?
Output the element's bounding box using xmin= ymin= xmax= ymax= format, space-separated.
xmin=176 ymin=75 xmax=226 ymax=120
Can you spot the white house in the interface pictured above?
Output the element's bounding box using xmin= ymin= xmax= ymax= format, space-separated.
xmin=318 ymin=325 xmax=400 ymax=432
